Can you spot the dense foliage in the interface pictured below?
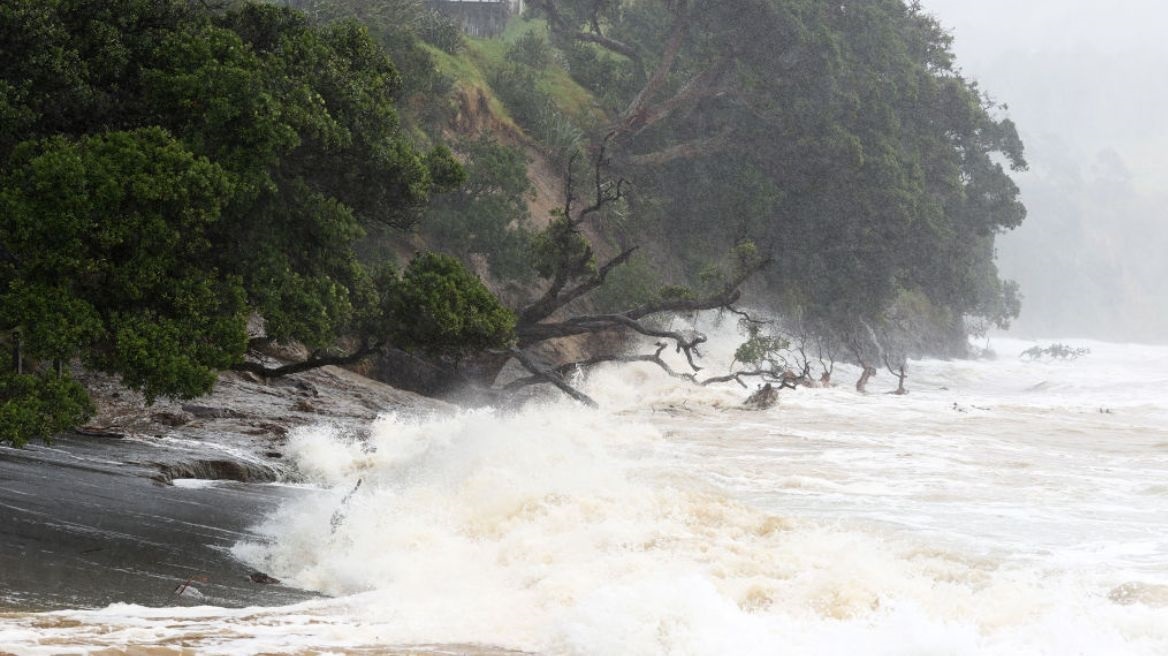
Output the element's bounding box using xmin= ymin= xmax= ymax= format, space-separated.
xmin=383 ymin=252 xmax=517 ymax=357
xmin=1 ymin=128 xmax=245 ymax=401
xmin=0 ymin=0 xmax=1033 ymax=438
xmin=0 ymin=370 xmax=93 ymax=448
xmin=423 ymin=137 xmax=535 ymax=280
xmin=530 ymin=0 xmax=1028 ymax=355
xmin=0 ymin=0 xmax=503 ymax=445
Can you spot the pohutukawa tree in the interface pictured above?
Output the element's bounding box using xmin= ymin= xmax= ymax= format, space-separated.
xmin=529 ymin=0 xmax=1029 ymax=370
xmin=0 ymin=1 xmax=500 ymax=445
xmin=493 ymin=141 xmax=779 ymax=406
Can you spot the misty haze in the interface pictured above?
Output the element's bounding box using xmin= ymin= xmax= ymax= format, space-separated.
xmin=927 ymin=0 xmax=1168 ymax=341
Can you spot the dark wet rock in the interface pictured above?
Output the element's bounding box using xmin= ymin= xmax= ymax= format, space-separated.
xmin=74 ymin=426 xmax=126 ymax=439
xmin=0 ymin=435 xmax=316 ymax=610
xmin=248 ymin=571 xmax=280 ymax=585
xmin=152 ymin=410 xmax=194 ymax=427
xmin=1 ymin=364 xmax=451 ymax=611
xmin=237 ymin=369 xmax=265 ymax=384
xmin=292 ymin=399 xmax=317 ymax=413
xmin=244 ymin=422 xmax=290 ymax=437
xmin=152 ymin=458 xmax=281 ymax=485
xmin=182 ymin=404 xmax=246 ymax=419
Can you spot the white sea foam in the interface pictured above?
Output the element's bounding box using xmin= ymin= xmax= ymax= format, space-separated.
xmin=3 ymin=331 xmax=1167 ymax=655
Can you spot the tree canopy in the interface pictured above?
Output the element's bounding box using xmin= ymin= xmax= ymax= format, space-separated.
xmin=0 ymin=0 xmax=506 ymax=445
xmin=531 ymin=0 xmax=1027 ymax=350
xmin=0 ymin=0 xmax=1034 ymax=433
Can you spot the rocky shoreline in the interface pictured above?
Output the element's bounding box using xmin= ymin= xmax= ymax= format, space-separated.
xmin=0 ymin=362 xmax=450 ymax=611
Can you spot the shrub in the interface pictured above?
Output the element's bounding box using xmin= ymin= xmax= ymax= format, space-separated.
xmin=417 ymin=9 xmax=464 ymax=54
xmin=489 ymin=64 xmax=583 ymax=162
xmin=506 ymin=30 xmax=553 ymax=70
xmin=423 ymin=138 xmax=534 ymax=281
xmin=0 ymin=372 xmax=93 ymax=447
xmin=384 ymin=252 xmax=516 ymax=357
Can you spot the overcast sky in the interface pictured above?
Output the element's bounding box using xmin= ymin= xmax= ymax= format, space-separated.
xmin=922 ymin=0 xmax=1168 ymax=188
xmin=922 ymin=0 xmax=1168 ymax=340
xmin=922 ymin=0 xmax=1168 ymax=60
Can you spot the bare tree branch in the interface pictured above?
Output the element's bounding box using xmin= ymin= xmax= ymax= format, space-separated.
xmin=504 ymin=342 xmax=695 ymax=391
xmin=625 ymin=129 xmax=735 ymax=167
xmin=507 ymin=348 xmax=599 ymax=408
xmin=519 ymin=313 xmax=707 ymax=370
xmin=698 ymin=369 xmax=799 ymax=389
xmin=518 ymin=246 xmax=639 ymax=326
xmin=576 ymin=134 xmax=627 ymax=224
xmin=516 ymin=142 xmax=636 ymax=327
xmin=618 ymin=11 xmax=690 ymax=129
xmin=883 ymin=353 xmax=908 ymax=395
xmin=528 ymin=0 xmax=645 ymax=72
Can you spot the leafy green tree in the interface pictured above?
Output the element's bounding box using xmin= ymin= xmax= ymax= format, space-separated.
xmin=0 ymin=1 xmax=456 ymax=352
xmin=384 ymin=253 xmax=517 ymax=357
xmin=531 ymin=0 xmax=1027 ymax=353
xmin=0 ymin=128 xmax=246 ymax=402
xmin=0 ymin=370 xmax=94 ymax=448
xmin=0 ymin=1 xmax=493 ymax=441
xmin=423 ymin=137 xmax=534 ymax=280
xmin=291 ymin=0 xmax=453 ymax=97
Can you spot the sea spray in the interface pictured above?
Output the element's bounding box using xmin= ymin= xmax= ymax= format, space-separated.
xmin=3 ymin=336 xmax=1168 ymax=654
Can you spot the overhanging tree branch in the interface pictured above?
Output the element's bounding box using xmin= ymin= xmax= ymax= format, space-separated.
xmin=626 ymin=128 xmax=736 ymax=167
xmin=519 ymin=312 xmax=708 ymax=370
xmin=507 ymin=347 xmax=599 ymax=407
xmin=231 ymin=342 xmax=379 ymax=378
xmin=528 ymin=0 xmax=645 ymax=73
xmin=504 ymin=342 xmax=695 ymax=391
xmin=518 ymin=246 xmax=640 ymax=326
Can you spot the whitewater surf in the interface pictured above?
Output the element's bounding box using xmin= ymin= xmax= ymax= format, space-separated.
xmin=2 ymin=337 xmax=1166 ymax=655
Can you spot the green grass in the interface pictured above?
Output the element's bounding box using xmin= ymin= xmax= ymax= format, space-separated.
xmin=422 ymin=42 xmax=519 ymax=129
xmin=422 ymin=16 xmax=603 ymax=131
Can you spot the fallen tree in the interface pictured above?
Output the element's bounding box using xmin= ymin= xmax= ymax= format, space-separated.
xmin=494 ymin=140 xmax=775 ymax=405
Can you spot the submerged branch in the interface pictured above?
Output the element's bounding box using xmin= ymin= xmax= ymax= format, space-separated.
xmin=508 ymin=348 xmax=599 ymax=408
xmin=504 ymin=343 xmax=695 ymax=392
